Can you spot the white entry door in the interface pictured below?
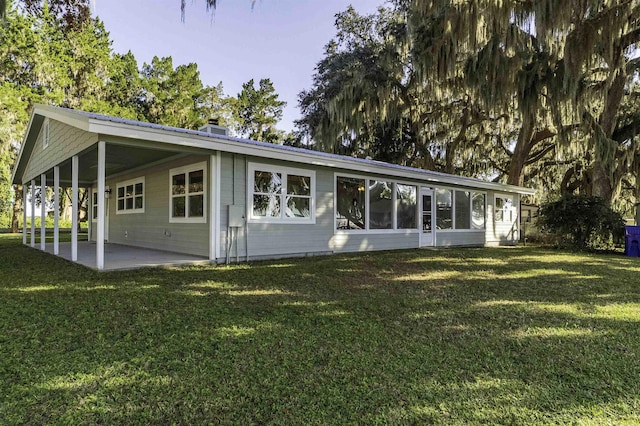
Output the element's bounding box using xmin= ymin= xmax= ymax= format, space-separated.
xmin=420 ymin=187 xmax=434 ymax=247
xmin=92 ymin=188 xmax=110 ymax=242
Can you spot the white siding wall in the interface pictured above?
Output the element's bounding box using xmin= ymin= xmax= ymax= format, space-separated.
xmin=23 ymin=120 xmax=98 ymax=183
xmin=485 ymin=191 xmax=520 ymax=246
xmin=88 ymin=151 xmax=522 ymax=261
xmin=218 ymin=154 xmax=491 ymax=262
xmin=92 ymin=155 xmax=210 ymax=257
xmin=436 ymin=230 xmax=486 ymax=247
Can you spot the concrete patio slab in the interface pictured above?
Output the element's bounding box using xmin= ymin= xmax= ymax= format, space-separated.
xmin=42 ymin=241 xmax=210 ymax=271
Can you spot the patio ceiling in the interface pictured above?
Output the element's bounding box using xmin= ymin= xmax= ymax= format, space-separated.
xmin=41 ymin=142 xmax=190 ymax=187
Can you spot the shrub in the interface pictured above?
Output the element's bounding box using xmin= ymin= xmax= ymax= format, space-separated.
xmin=537 ymin=193 xmax=625 ymax=250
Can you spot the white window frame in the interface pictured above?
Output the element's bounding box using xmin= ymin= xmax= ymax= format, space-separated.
xmin=334 ymin=172 xmax=420 ymax=234
xmin=247 ymin=162 xmax=316 ymax=224
xmin=42 ymin=118 xmax=50 ymax=149
xmin=495 ymin=194 xmax=515 ymax=223
xmin=116 ymin=177 xmax=145 ymax=215
xmin=433 ymin=186 xmax=487 ymax=232
xmin=169 ymin=162 xmax=207 ymax=224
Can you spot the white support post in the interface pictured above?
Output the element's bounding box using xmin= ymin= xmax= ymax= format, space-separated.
xmin=209 ymin=154 xmax=215 ymax=261
xmin=87 ymin=187 xmax=92 ymax=242
xmin=30 ymin=180 xmax=35 ymax=247
xmin=215 ymin=154 xmax=222 ymax=262
xmin=86 ymin=188 xmax=91 ymax=241
xmin=54 ymin=166 xmax=60 ymax=255
xmin=22 ymin=185 xmax=27 ymax=245
xmin=72 ymin=156 xmax=79 ymax=262
xmin=40 ymin=174 xmax=46 ymax=251
xmin=96 ymin=141 xmax=105 ymax=270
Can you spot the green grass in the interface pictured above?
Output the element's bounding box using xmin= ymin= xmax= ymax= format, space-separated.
xmin=1 ymin=234 xmax=640 ymax=424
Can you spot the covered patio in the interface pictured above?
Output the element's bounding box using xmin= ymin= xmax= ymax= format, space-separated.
xmin=15 ymin=107 xmax=215 ymax=270
xmin=42 ymin=241 xmax=210 ymax=271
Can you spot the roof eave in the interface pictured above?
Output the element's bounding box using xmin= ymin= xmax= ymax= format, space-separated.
xmin=14 ymin=104 xmax=536 ymax=195
xmin=87 ymin=119 xmax=535 ymax=195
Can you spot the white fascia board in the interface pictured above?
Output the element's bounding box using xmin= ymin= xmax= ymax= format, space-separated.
xmin=88 ymin=117 xmax=535 ymax=196
xmin=33 ymin=104 xmax=92 ymax=131
xmin=10 ymin=111 xmax=37 ymax=185
xmin=12 ymin=105 xmax=92 ymax=185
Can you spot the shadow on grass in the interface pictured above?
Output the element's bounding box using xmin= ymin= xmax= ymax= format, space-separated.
xmin=1 ymin=238 xmax=640 ymax=423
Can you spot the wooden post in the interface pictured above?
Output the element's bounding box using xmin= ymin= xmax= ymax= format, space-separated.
xmin=72 ymin=155 xmax=78 ymax=262
xmin=54 ymin=166 xmax=60 ymax=255
xmin=97 ymin=141 xmax=105 ymax=270
xmin=22 ymin=185 xmax=27 ymax=245
xmin=30 ymin=180 xmax=35 ymax=247
xmin=40 ymin=174 xmax=46 ymax=251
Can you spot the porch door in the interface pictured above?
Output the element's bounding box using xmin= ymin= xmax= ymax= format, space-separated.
xmin=420 ymin=187 xmax=434 ymax=247
xmin=92 ymin=188 xmax=110 ymax=242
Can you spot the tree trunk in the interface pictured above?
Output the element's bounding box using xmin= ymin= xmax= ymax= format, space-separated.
xmin=507 ymin=117 xmax=535 ymax=186
xmin=11 ymin=185 xmax=22 ymax=233
xmin=588 ymin=66 xmax=626 ymax=201
xmin=635 ymin=153 xmax=640 ymax=225
xmin=11 ymin=185 xmax=24 ymax=233
xmin=445 ymin=107 xmax=470 ymax=174
xmin=560 ymin=165 xmax=584 ymax=194
xmin=590 ymin=160 xmax=613 ymax=201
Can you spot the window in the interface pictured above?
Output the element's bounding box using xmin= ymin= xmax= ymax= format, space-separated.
xmin=472 ymin=193 xmax=486 ymax=229
xmin=397 ymin=184 xmax=417 ymax=229
xmin=248 ymin=163 xmax=315 ymax=223
xmin=436 ymin=188 xmax=486 ymax=230
xmin=170 ymin=162 xmax=206 ymax=223
xmin=336 ymin=176 xmax=366 ymax=230
xmin=369 ymin=180 xmax=393 ymax=229
xmin=91 ymin=190 xmax=98 ymax=222
xmin=286 ymin=174 xmax=312 ymax=218
xmin=335 ymin=175 xmax=418 ymax=232
xmin=436 ymin=189 xmax=453 ymax=229
xmin=455 ymin=191 xmax=471 ymax=229
xmin=42 ymin=119 xmax=50 ymax=149
xmin=116 ymin=177 xmax=144 ymax=214
xmin=495 ymin=195 xmax=515 ymax=222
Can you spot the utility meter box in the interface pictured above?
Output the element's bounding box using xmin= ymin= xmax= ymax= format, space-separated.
xmin=228 ymin=205 xmax=245 ymax=227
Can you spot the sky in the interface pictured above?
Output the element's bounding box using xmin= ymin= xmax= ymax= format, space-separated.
xmin=93 ymin=0 xmax=384 ymax=132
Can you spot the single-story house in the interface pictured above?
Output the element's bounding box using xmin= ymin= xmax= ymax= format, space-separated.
xmin=11 ymin=104 xmax=534 ymax=270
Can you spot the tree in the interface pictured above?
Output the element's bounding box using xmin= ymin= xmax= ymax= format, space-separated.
xmin=1 ymin=2 xmax=248 ymax=231
xmin=297 ymin=6 xmax=510 ymax=177
xmin=537 ymin=193 xmax=625 ymax=249
xmin=298 ymin=1 xmax=640 ymax=220
xmin=139 ymin=56 xmax=233 ymax=130
xmin=179 ymin=0 xmax=256 ymax=20
xmin=234 ymin=78 xmax=286 ymax=143
xmin=2 ymin=0 xmax=91 ymax=30
xmin=406 ymin=0 xmax=640 ymax=200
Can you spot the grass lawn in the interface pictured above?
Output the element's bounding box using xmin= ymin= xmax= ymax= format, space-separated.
xmin=1 ymin=234 xmax=640 ymax=424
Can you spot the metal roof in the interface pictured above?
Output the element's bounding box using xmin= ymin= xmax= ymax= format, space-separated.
xmin=13 ymin=105 xmax=536 ymax=195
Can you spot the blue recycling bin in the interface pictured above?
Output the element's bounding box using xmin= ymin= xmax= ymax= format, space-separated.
xmin=625 ymin=226 xmax=640 ymax=257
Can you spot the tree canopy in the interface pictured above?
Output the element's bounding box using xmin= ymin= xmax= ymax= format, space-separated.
xmin=0 ymin=3 xmax=287 ymax=229
xmin=297 ymin=1 xmax=640 ymax=219
xmin=3 ymin=0 xmax=640 ymax=223
xmin=234 ymin=78 xmax=286 ymax=143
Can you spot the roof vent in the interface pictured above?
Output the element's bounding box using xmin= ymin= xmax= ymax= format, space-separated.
xmin=198 ymin=118 xmax=228 ymax=136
